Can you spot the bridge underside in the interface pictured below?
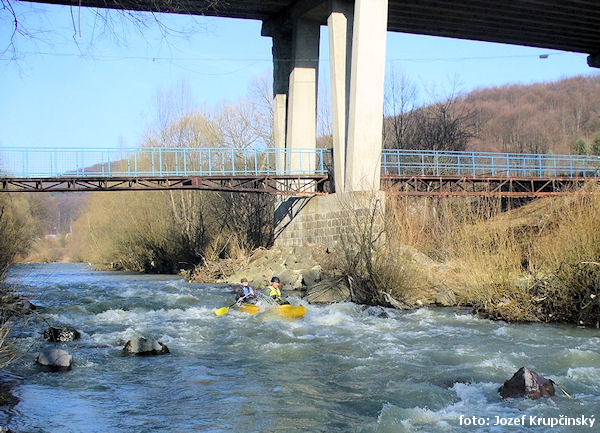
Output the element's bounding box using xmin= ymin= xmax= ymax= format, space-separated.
xmin=26 ymin=0 xmax=600 ymax=55
xmin=382 ymin=176 xmax=597 ymax=198
xmin=3 ymin=174 xmax=596 ymax=197
xmin=0 ymin=175 xmax=328 ymax=195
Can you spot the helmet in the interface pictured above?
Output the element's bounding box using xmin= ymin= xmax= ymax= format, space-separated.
xmin=271 ymin=276 xmax=280 ymax=283
xmin=241 ymin=278 xmax=248 ymax=283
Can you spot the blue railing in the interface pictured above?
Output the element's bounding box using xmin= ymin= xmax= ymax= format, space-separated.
xmin=3 ymin=147 xmax=600 ymax=180
xmin=0 ymin=147 xmax=329 ymax=178
xmin=381 ymin=149 xmax=600 ymax=178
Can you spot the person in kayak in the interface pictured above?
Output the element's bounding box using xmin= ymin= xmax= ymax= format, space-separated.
xmin=237 ymin=278 xmax=256 ymax=304
xmin=265 ymin=276 xmax=290 ymax=305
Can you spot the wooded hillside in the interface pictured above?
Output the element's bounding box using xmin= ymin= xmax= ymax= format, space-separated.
xmin=384 ymin=74 xmax=600 ymax=155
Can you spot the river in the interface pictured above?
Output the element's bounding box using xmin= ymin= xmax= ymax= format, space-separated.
xmin=1 ymin=263 xmax=599 ymax=432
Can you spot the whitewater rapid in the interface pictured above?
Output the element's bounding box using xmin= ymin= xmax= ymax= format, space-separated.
xmin=2 ymin=263 xmax=599 ymax=432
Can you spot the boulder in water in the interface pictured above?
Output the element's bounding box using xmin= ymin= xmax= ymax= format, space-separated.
xmin=123 ymin=337 xmax=170 ymax=356
xmin=498 ymin=367 xmax=555 ymax=399
xmin=365 ymin=306 xmax=390 ymax=318
xmin=36 ymin=348 xmax=73 ymax=372
xmin=43 ymin=326 xmax=81 ymax=343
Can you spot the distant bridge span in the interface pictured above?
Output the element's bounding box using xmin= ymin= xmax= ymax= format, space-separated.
xmin=2 ymin=147 xmax=600 ymax=197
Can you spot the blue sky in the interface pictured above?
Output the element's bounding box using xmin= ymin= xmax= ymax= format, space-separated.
xmin=0 ymin=2 xmax=597 ymax=151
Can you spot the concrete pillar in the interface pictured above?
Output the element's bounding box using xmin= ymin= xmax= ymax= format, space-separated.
xmin=271 ymin=30 xmax=293 ymax=173
xmin=286 ymin=19 xmax=320 ymax=174
xmin=328 ymin=0 xmax=354 ymax=192
xmin=345 ymin=0 xmax=388 ymax=191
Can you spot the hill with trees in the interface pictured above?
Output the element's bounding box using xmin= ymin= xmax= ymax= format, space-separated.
xmin=383 ymin=74 xmax=600 ymax=155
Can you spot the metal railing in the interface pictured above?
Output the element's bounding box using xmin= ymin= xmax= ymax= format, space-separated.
xmin=381 ymin=149 xmax=600 ymax=178
xmin=0 ymin=147 xmax=330 ymax=178
xmin=3 ymin=146 xmax=600 ymax=181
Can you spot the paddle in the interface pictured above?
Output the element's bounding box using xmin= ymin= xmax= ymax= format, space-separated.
xmin=214 ymin=295 xmax=246 ymax=316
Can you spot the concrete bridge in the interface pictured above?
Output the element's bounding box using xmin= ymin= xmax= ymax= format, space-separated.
xmin=21 ymin=0 xmax=600 ymax=195
xmin=14 ymin=0 xmax=600 ymax=245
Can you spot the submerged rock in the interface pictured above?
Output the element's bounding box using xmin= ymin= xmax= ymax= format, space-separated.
xmin=36 ymin=348 xmax=73 ymax=372
xmin=123 ymin=337 xmax=170 ymax=356
xmin=43 ymin=326 xmax=81 ymax=343
xmin=498 ymin=367 xmax=555 ymax=399
xmin=365 ymin=306 xmax=390 ymax=318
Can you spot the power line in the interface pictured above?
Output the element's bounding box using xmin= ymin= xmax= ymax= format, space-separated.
xmin=0 ymin=50 xmax=571 ymax=63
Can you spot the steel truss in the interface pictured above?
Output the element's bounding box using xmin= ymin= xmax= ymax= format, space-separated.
xmin=382 ymin=175 xmax=595 ymax=197
xmin=0 ymin=175 xmax=329 ymax=195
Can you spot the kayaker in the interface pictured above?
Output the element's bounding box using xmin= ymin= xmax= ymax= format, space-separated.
xmin=237 ymin=278 xmax=256 ymax=304
xmin=265 ymin=276 xmax=290 ymax=305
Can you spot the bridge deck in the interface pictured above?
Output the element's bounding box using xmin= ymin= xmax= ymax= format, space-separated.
xmin=2 ymin=147 xmax=600 ymax=196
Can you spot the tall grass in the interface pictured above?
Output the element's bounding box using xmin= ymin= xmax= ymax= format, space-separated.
xmin=333 ymin=193 xmax=428 ymax=307
xmin=335 ymin=189 xmax=600 ymax=325
xmin=0 ymin=195 xmax=38 ymax=277
xmin=69 ymin=190 xmax=274 ymax=273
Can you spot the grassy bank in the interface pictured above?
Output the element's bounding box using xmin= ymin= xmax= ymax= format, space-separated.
xmin=331 ymin=189 xmax=600 ymax=326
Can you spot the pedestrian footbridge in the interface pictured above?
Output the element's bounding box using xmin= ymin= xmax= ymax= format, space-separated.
xmin=1 ymin=147 xmax=599 ymax=197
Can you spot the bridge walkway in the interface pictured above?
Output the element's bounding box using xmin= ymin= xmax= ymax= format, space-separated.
xmin=1 ymin=147 xmax=599 ymax=196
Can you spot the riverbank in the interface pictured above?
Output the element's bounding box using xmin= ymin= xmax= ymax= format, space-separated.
xmin=191 ymin=191 xmax=600 ymax=327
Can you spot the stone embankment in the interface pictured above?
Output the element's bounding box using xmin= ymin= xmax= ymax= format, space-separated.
xmin=193 ymin=244 xmax=455 ymax=308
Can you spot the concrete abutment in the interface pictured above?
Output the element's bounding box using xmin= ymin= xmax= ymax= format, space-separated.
xmin=274 ymin=191 xmax=385 ymax=248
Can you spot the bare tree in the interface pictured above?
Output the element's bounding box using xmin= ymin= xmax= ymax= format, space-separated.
xmin=384 ymin=73 xmax=478 ymax=151
xmin=383 ymin=67 xmax=418 ymax=149
xmin=1 ymin=0 xmax=220 ymax=61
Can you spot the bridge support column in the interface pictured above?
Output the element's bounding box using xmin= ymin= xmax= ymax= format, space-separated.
xmin=286 ymin=18 xmax=320 ymax=174
xmin=328 ymin=0 xmax=354 ymax=193
xmin=345 ymin=0 xmax=388 ymax=191
xmin=271 ymin=29 xmax=293 ymax=173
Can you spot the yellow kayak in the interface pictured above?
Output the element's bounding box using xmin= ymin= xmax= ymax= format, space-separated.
xmin=274 ymin=304 xmax=306 ymax=319
xmin=217 ymin=303 xmax=306 ymax=318
xmin=236 ymin=304 xmax=260 ymax=315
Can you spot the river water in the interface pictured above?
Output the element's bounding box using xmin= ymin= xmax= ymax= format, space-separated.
xmin=2 ymin=263 xmax=599 ymax=432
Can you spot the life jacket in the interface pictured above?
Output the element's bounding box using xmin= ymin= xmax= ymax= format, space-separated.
xmin=242 ymin=286 xmax=255 ymax=297
xmin=266 ymin=285 xmax=282 ymax=300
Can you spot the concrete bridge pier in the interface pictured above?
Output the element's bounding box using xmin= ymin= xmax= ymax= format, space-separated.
xmin=271 ymin=28 xmax=292 ymax=173
xmin=286 ymin=18 xmax=320 ymax=174
xmin=267 ymin=0 xmax=389 ymax=247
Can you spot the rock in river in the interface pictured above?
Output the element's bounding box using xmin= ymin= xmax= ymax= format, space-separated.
xmin=498 ymin=367 xmax=555 ymax=399
xmin=43 ymin=326 xmax=81 ymax=343
xmin=123 ymin=337 xmax=170 ymax=356
xmin=365 ymin=306 xmax=390 ymax=318
xmin=36 ymin=348 xmax=73 ymax=372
